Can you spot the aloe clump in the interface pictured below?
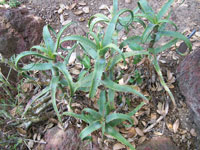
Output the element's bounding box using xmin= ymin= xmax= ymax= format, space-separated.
xmin=63 ymin=90 xmax=145 ymax=150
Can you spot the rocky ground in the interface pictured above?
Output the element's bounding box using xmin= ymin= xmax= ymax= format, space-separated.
xmin=0 ymin=0 xmax=200 ymax=149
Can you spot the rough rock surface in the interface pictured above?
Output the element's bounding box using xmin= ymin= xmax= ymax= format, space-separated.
xmin=35 ymin=126 xmax=100 ymax=150
xmin=0 ymin=7 xmax=44 ymax=82
xmin=136 ymin=136 xmax=178 ymax=150
xmin=176 ymin=49 xmax=200 ymax=128
xmin=0 ymin=7 xmax=44 ymax=58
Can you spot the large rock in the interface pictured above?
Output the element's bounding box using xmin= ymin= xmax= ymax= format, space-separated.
xmin=136 ymin=136 xmax=178 ymax=150
xmin=176 ymin=49 xmax=200 ymax=129
xmin=0 ymin=7 xmax=44 ymax=83
xmin=35 ymin=126 xmax=100 ymax=150
xmin=0 ymin=7 xmax=44 ymax=58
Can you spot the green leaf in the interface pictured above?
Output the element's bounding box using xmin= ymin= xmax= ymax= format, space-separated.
xmin=22 ymin=63 xmax=53 ymax=71
xmin=62 ymin=112 xmax=90 ymax=123
xmin=152 ymin=58 xmax=176 ymax=107
xmin=75 ymin=72 xmax=93 ymax=91
xmin=51 ymin=76 xmax=62 ymax=123
xmin=88 ymin=13 xmax=109 ymax=31
xmin=89 ymin=58 xmax=106 ymax=98
xmin=106 ymin=113 xmax=133 ymax=124
xmin=103 ymin=9 xmax=133 ymax=46
xmin=119 ymin=36 xmax=142 ymax=49
xmin=112 ymin=0 xmax=118 ymax=16
xmin=108 ymin=89 xmax=115 ymax=109
xmin=98 ymin=90 xmax=106 ymax=115
xmin=99 ymin=43 xmax=125 ymax=63
xmin=54 ymin=22 xmax=74 ymax=52
xmin=128 ymin=102 xmax=145 ymax=116
xmin=107 ymin=51 xmax=149 ymax=70
xmin=83 ymin=108 xmax=102 ymax=120
xmin=60 ymin=35 xmax=97 ymax=59
xmin=153 ymin=38 xmax=178 ymax=54
xmin=56 ymin=63 xmax=74 ymax=96
xmin=80 ymin=121 xmax=102 ymax=140
xmin=157 ymin=0 xmax=174 ymax=20
xmin=43 ymin=25 xmax=55 ymax=52
xmin=158 ymin=19 xmax=177 ymax=31
xmin=102 ymin=77 xmax=148 ymax=101
xmin=89 ymin=17 xmax=109 ymax=31
xmin=142 ymin=23 xmax=156 ymax=43
xmin=31 ymin=45 xmax=48 ymax=54
xmin=158 ymin=31 xmax=192 ymax=50
xmin=138 ymin=0 xmax=157 ymax=23
xmin=15 ymin=51 xmax=53 ymax=70
xmin=105 ymin=125 xmax=135 ymax=150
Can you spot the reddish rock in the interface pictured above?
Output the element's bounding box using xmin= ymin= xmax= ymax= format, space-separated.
xmin=0 ymin=7 xmax=44 ymax=83
xmin=35 ymin=126 xmax=100 ymax=150
xmin=0 ymin=7 xmax=44 ymax=58
xmin=176 ymin=49 xmax=200 ymax=129
xmin=136 ymin=136 xmax=178 ymax=150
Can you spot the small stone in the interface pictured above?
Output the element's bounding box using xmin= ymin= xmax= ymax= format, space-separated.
xmin=125 ymin=0 xmax=131 ymax=4
xmin=190 ymin=129 xmax=197 ymax=137
xmin=137 ymin=136 xmax=178 ymax=150
xmin=82 ymin=6 xmax=89 ymax=13
xmin=62 ymin=19 xmax=72 ymax=26
xmin=78 ymin=2 xmax=87 ymax=6
xmin=65 ymin=5 xmax=69 ymax=10
xmin=69 ymin=3 xmax=77 ymax=10
xmin=99 ymin=4 xmax=108 ymax=10
xmin=59 ymin=3 xmax=65 ymax=10
xmin=58 ymin=8 xmax=63 ymax=14
xmin=79 ymin=17 xmax=85 ymax=22
xmin=74 ymin=10 xmax=83 ymax=16
xmin=60 ymin=14 xmax=64 ymax=23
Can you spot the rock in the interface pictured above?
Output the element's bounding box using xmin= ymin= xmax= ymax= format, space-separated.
xmin=125 ymin=0 xmax=131 ymax=4
xmin=136 ymin=136 xmax=178 ymax=150
xmin=60 ymin=14 xmax=64 ymax=24
xmin=0 ymin=7 xmax=44 ymax=82
xmin=78 ymin=2 xmax=87 ymax=6
xmin=82 ymin=6 xmax=89 ymax=14
xmin=58 ymin=8 xmax=63 ymax=14
xmin=176 ymin=49 xmax=200 ymax=130
xmin=99 ymin=4 xmax=108 ymax=10
xmin=34 ymin=126 xmax=100 ymax=150
xmin=74 ymin=10 xmax=83 ymax=16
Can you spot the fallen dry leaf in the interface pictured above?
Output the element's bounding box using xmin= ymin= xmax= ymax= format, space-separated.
xmin=127 ymin=127 xmax=136 ymax=138
xmin=135 ymin=127 xmax=144 ymax=137
xmin=173 ymin=119 xmax=180 ymax=133
xmin=113 ymin=143 xmax=126 ymax=150
xmin=190 ymin=129 xmax=197 ymax=137
xmin=138 ymin=136 xmax=146 ymax=144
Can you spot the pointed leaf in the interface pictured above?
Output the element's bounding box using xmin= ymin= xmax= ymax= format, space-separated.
xmin=80 ymin=121 xmax=102 ymax=140
xmin=89 ymin=58 xmax=106 ymax=98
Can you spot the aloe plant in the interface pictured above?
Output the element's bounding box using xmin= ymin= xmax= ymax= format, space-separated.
xmin=63 ymin=90 xmax=145 ymax=150
xmin=119 ymin=0 xmax=192 ymax=108
xmin=14 ymin=23 xmax=80 ymax=122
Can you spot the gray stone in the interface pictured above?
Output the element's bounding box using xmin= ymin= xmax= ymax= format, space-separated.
xmin=176 ymin=49 xmax=200 ymax=130
xmin=136 ymin=136 xmax=178 ymax=150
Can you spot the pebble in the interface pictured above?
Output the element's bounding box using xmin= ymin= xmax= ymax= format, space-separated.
xmin=59 ymin=3 xmax=65 ymax=10
xmin=62 ymin=19 xmax=72 ymax=26
xmin=74 ymin=10 xmax=83 ymax=16
xmin=125 ymin=0 xmax=131 ymax=4
xmin=60 ymin=14 xmax=64 ymax=23
xmin=99 ymin=4 xmax=108 ymax=10
xmin=82 ymin=6 xmax=90 ymax=13
xmin=78 ymin=2 xmax=87 ymax=6
xmin=58 ymin=8 xmax=63 ymax=14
